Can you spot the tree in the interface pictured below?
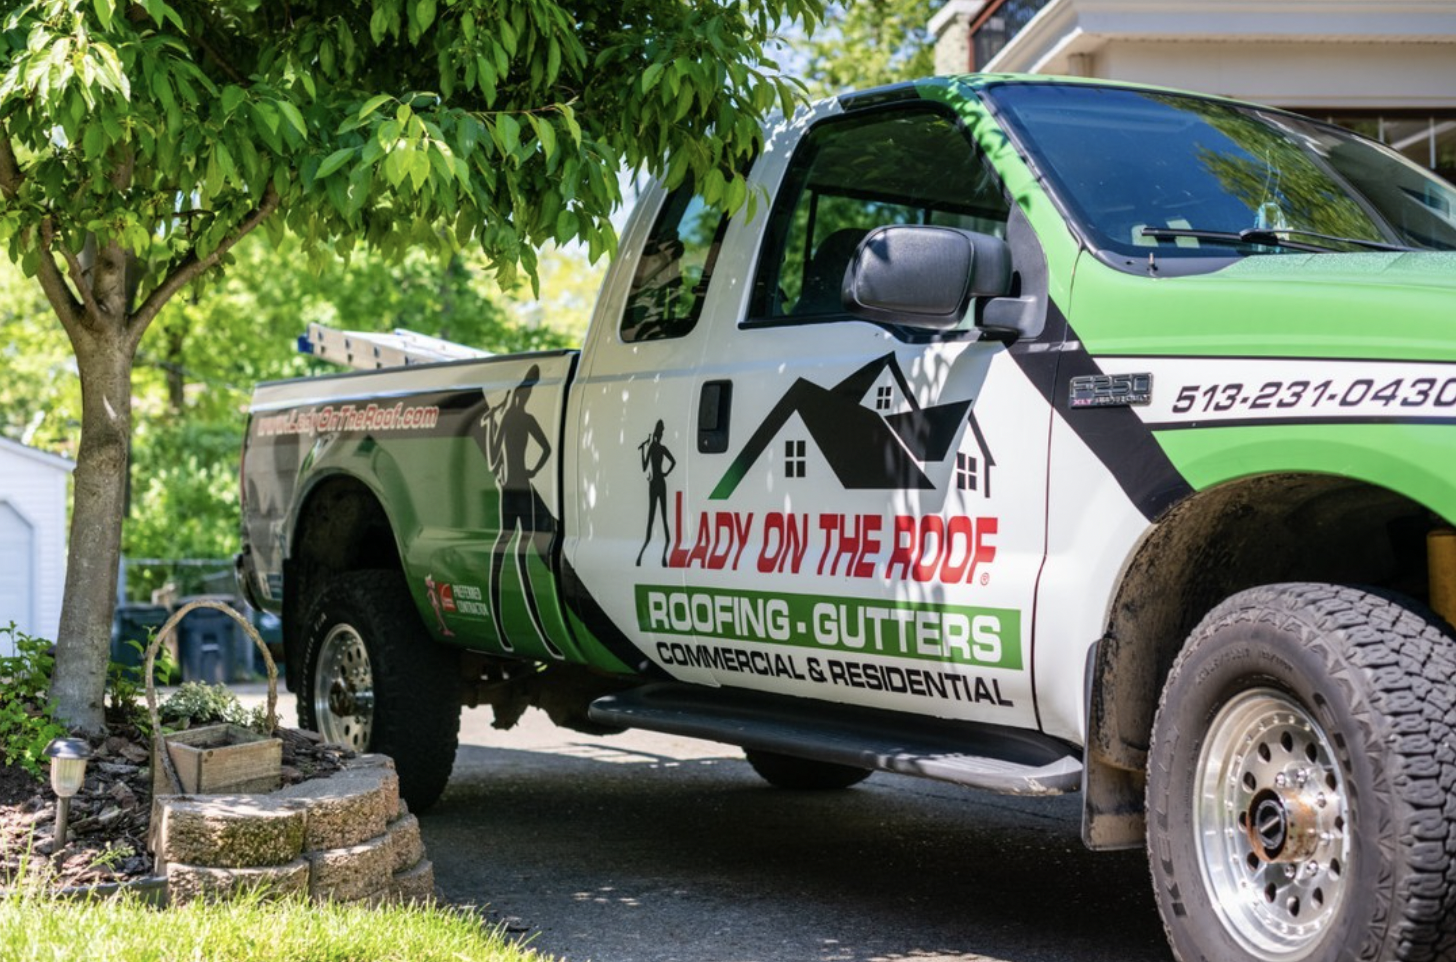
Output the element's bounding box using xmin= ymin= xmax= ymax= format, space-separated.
xmin=800 ymin=0 xmax=941 ymax=98
xmin=0 ymin=0 xmax=822 ymax=732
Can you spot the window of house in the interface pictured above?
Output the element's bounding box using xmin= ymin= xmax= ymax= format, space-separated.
xmin=785 ymin=439 xmax=807 ymax=478
xmin=620 ymin=179 xmax=729 ymax=343
xmin=956 ymin=452 xmax=978 ymax=492
xmin=749 ymin=106 xmax=1010 ymax=323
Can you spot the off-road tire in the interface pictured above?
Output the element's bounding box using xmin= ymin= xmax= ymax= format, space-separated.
xmin=298 ymin=570 xmax=461 ymax=812
xmin=745 ymin=748 xmax=872 ymax=790
xmin=1147 ymin=583 xmax=1456 ymax=962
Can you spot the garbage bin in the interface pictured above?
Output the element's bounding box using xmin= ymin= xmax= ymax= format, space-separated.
xmin=249 ymin=608 xmax=284 ymax=679
xmin=175 ymin=597 xmax=252 ymax=684
xmin=110 ymin=604 xmax=171 ymax=681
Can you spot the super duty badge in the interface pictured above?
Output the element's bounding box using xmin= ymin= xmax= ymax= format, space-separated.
xmin=1069 ymin=373 xmax=1153 ymax=409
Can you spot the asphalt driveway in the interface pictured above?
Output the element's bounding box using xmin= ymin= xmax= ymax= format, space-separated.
xmin=423 ymin=706 xmax=1173 ymax=962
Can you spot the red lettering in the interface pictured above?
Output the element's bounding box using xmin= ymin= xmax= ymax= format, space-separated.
xmin=815 ymin=514 xmax=842 ymax=576
xmin=885 ymin=515 xmax=917 ymax=581
xmin=853 ymin=515 xmax=881 ymax=579
xmin=668 ymin=492 xmax=689 ymax=568
xmin=912 ymin=515 xmax=944 ymax=583
xmin=731 ymin=513 xmax=753 ymax=570
xmin=707 ymin=514 xmax=735 ymax=570
xmin=940 ymin=515 xmax=973 ymax=582
xmin=968 ymin=517 xmax=997 ymax=583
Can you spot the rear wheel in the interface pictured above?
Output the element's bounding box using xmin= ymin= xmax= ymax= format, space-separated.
xmin=299 ymin=570 xmax=461 ymax=812
xmin=1147 ymin=583 xmax=1456 ymax=962
xmin=745 ymin=748 xmax=872 ymax=790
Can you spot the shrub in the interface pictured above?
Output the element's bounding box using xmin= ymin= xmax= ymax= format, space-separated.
xmin=159 ymin=682 xmax=273 ymax=734
xmin=0 ymin=625 xmax=69 ymax=779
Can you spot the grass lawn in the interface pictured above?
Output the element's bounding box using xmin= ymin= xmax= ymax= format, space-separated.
xmin=0 ymin=889 xmax=549 ymax=962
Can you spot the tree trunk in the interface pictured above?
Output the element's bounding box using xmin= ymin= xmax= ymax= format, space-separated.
xmin=49 ymin=323 xmax=136 ymax=733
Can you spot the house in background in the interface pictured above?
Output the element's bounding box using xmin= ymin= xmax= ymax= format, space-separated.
xmin=0 ymin=437 xmax=73 ymax=653
xmin=931 ymin=0 xmax=1456 ymax=181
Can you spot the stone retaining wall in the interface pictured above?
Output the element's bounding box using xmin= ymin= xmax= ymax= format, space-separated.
xmin=151 ymin=755 xmax=433 ymax=905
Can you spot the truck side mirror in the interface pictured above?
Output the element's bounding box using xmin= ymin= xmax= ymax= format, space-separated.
xmin=840 ymin=225 xmax=1013 ymax=334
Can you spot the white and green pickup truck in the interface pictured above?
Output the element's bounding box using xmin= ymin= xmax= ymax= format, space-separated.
xmin=238 ymin=75 xmax=1456 ymax=962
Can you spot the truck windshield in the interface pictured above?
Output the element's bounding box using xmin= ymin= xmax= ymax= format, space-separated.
xmin=984 ymin=83 xmax=1456 ymax=265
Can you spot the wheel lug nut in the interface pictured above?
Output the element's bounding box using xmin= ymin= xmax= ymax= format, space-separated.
xmin=1275 ymin=773 xmax=1289 ymax=788
xmin=1295 ymin=769 xmax=1309 ymax=786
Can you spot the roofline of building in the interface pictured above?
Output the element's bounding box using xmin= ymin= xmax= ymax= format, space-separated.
xmin=985 ymin=0 xmax=1456 ymax=77
xmin=0 ymin=436 xmax=76 ymax=473
xmin=929 ymin=0 xmax=989 ymax=38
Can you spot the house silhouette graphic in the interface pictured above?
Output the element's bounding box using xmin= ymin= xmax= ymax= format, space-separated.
xmin=710 ymin=353 xmax=990 ymax=500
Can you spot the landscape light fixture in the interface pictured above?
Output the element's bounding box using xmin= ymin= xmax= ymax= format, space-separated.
xmin=43 ymin=737 xmax=92 ymax=851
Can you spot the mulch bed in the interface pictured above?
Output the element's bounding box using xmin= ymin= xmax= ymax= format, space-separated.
xmin=2 ymin=724 xmax=351 ymax=891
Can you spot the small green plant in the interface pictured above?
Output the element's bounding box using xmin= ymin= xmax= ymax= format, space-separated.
xmin=86 ymin=844 xmax=135 ymax=873
xmin=159 ymin=682 xmax=273 ymax=735
xmin=106 ymin=635 xmax=179 ymax=735
xmin=0 ymin=625 xmax=70 ymax=780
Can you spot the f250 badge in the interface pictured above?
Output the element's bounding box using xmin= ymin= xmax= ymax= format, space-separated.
xmin=1069 ymin=373 xmax=1153 ymax=408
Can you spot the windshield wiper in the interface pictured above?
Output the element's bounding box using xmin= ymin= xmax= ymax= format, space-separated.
xmin=1138 ymin=226 xmax=1415 ymax=253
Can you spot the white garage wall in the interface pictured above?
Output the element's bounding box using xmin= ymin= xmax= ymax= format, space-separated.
xmin=0 ymin=439 xmax=74 ymax=655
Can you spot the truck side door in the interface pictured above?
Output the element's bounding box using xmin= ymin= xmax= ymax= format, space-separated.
xmin=658 ymin=100 xmax=1055 ymax=729
xmin=561 ymin=182 xmax=729 ymax=680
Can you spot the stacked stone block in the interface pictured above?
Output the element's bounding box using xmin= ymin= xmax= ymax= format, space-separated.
xmin=152 ymin=755 xmax=434 ymax=905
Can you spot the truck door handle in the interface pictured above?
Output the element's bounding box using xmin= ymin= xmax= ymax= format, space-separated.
xmin=698 ymin=380 xmax=732 ymax=454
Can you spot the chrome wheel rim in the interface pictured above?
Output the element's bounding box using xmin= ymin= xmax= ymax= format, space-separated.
xmin=312 ymin=624 xmax=375 ymax=751
xmin=1195 ymin=688 xmax=1350 ymax=960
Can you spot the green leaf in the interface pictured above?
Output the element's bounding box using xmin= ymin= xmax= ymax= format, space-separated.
xmin=82 ymin=123 xmax=106 ymax=161
xmin=316 ymin=147 xmax=355 ymax=179
xmin=408 ymin=149 xmax=430 ymax=191
xmin=384 ymin=147 xmax=408 ymax=188
xmin=222 ymin=85 xmax=246 ymax=116
xmin=494 ymin=114 xmax=520 ymax=158
xmin=641 ymin=62 xmax=665 ymax=95
xmin=92 ymin=0 xmax=113 ymax=32
xmin=559 ymin=105 xmax=582 ymax=147
xmin=528 ymin=115 xmax=556 ymax=161
xmin=252 ymin=102 xmax=280 ymax=136
xmin=458 ymin=116 xmax=481 ymax=158
xmin=278 ymin=101 xmax=308 ymax=139
xmin=359 ymin=94 xmax=393 ymax=120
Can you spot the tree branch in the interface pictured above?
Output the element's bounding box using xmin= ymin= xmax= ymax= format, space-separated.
xmin=59 ymin=235 xmax=107 ymax=327
xmin=128 ymin=183 xmax=281 ymax=339
xmin=192 ymin=29 xmax=248 ymax=86
xmin=36 ymin=219 xmax=86 ymax=335
xmin=0 ymin=122 xmax=23 ymax=201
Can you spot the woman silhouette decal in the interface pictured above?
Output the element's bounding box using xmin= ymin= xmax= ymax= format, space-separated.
xmin=636 ymin=419 xmax=676 ymax=566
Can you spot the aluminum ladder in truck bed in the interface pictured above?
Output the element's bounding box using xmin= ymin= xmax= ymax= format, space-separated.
xmin=297 ymin=322 xmax=491 ymax=370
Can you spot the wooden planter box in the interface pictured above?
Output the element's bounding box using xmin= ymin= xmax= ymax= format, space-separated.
xmin=158 ymin=724 xmax=282 ymax=796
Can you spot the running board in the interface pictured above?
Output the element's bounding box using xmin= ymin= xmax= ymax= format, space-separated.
xmin=588 ymin=683 xmax=1082 ymax=796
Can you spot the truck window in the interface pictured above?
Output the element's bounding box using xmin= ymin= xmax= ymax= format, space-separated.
xmin=985 ymin=82 xmax=1456 ymax=263
xmin=620 ymin=180 xmax=728 ymax=342
xmin=750 ymin=107 xmax=1009 ymax=321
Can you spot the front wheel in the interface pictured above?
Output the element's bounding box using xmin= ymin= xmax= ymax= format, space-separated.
xmin=1148 ymin=584 xmax=1456 ymax=962
xmin=298 ymin=570 xmax=461 ymax=812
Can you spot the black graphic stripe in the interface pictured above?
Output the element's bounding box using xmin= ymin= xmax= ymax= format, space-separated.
xmin=1009 ymin=302 xmax=1194 ymax=522
xmin=560 ymin=556 xmax=670 ymax=679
